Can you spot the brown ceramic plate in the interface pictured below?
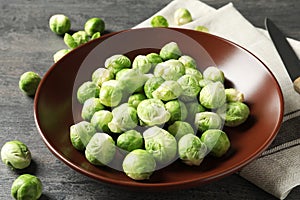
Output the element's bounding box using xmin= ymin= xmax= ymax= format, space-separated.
xmin=34 ymin=28 xmax=283 ymax=190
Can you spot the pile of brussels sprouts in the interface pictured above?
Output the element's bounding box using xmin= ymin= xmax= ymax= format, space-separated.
xmin=71 ymin=41 xmax=250 ymax=181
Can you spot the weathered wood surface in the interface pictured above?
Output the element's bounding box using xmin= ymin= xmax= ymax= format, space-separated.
xmin=0 ymin=0 xmax=299 ymax=199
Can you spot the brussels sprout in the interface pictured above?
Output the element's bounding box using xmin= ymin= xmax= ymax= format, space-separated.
xmin=143 ymin=126 xmax=177 ymax=165
xmin=185 ymin=101 xmax=206 ymax=122
xmin=225 ymin=88 xmax=244 ymax=102
xmin=201 ymin=129 xmax=230 ymax=157
xmin=99 ymin=80 xmax=123 ymax=107
xmin=221 ymin=101 xmax=250 ymax=127
xmin=122 ymin=149 xmax=156 ymax=180
xmin=194 ymin=111 xmax=223 ymax=132
xmin=11 ymin=174 xmax=42 ymax=200
xmin=84 ymin=17 xmax=105 ymax=36
xmin=117 ymin=130 xmax=143 ymax=152
xmin=194 ymin=25 xmax=209 ymax=33
xmin=64 ymin=31 xmax=89 ymax=49
xmin=53 ymin=49 xmax=71 ymax=63
xmin=178 ymin=55 xmax=197 ymax=69
xmin=185 ymin=67 xmax=203 ymax=82
xmin=178 ymin=134 xmax=207 ymax=166
xmin=203 ymin=66 xmax=225 ymax=83
xmin=177 ymin=74 xmax=201 ymax=102
xmin=198 ymin=78 xmax=213 ymax=88
xmin=199 ymin=82 xmax=226 ymax=109
xmin=19 ymin=71 xmax=41 ymax=96
xmin=92 ymin=68 xmax=114 ymax=87
xmin=70 ymin=121 xmax=96 ymax=151
xmin=174 ymin=8 xmax=193 ymax=26
xmin=152 ymin=80 xmax=183 ymax=101
xmin=1 ymin=140 xmax=31 ymax=170
xmin=159 ymin=42 xmax=182 ymax=60
xmin=77 ymin=81 xmax=100 ymax=104
xmin=108 ymin=103 xmax=138 ymax=133
xmin=128 ymin=93 xmax=146 ymax=108
xmin=150 ymin=15 xmax=169 ymax=27
xmin=137 ymin=99 xmax=170 ymax=126
xmin=81 ymin=97 xmax=105 ymax=121
xmin=49 ymin=14 xmax=71 ymax=35
xmin=144 ymin=76 xmax=165 ymax=99
xmin=165 ymin=100 xmax=187 ymax=123
xmin=90 ymin=110 xmax=113 ymax=132
xmin=146 ymin=53 xmax=163 ymax=68
xmin=154 ymin=59 xmax=185 ymax=81
xmin=104 ymin=54 xmax=131 ymax=74
xmin=91 ymin=32 xmax=101 ymax=40
xmin=116 ymin=68 xmax=148 ymax=94
xmin=132 ymin=55 xmax=152 ymax=74
xmin=85 ymin=133 xmax=116 ymax=166
xmin=168 ymin=121 xmax=195 ymax=141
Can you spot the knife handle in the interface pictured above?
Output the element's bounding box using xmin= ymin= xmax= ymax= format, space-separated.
xmin=293 ymin=77 xmax=300 ymax=94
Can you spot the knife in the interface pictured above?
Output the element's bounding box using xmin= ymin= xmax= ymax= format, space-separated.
xmin=265 ymin=18 xmax=300 ymax=94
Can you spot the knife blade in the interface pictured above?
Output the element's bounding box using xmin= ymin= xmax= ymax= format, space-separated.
xmin=265 ymin=18 xmax=300 ymax=94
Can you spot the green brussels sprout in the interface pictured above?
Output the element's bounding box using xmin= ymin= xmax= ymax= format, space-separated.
xmin=11 ymin=174 xmax=42 ymax=200
xmin=70 ymin=121 xmax=96 ymax=151
xmin=1 ymin=140 xmax=31 ymax=170
xmin=194 ymin=25 xmax=209 ymax=33
xmin=143 ymin=126 xmax=177 ymax=165
xmin=108 ymin=103 xmax=138 ymax=133
xmin=203 ymin=66 xmax=225 ymax=83
xmin=159 ymin=42 xmax=182 ymax=60
xmin=53 ymin=49 xmax=71 ymax=63
xmin=185 ymin=101 xmax=206 ymax=122
xmin=199 ymin=82 xmax=226 ymax=109
xmin=194 ymin=111 xmax=223 ymax=132
xmin=104 ymin=54 xmax=131 ymax=74
xmin=90 ymin=110 xmax=113 ymax=132
xmin=128 ymin=93 xmax=147 ymax=108
xmin=122 ymin=149 xmax=156 ymax=180
xmin=92 ymin=68 xmax=114 ymax=87
xmin=116 ymin=68 xmax=148 ymax=94
xmin=178 ymin=134 xmax=207 ymax=166
xmin=49 ymin=14 xmax=71 ymax=35
xmin=225 ymin=88 xmax=244 ymax=102
xmin=84 ymin=17 xmax=105 ymax=36
xmin=174 ymin=8 xmax=193 ymax=26
xmin=177 ymin=74 xmax=201 ymax=102
xmin=77 ymin=81 xmax=100 ymax=104
xmin=19 ymin=71 xmax=41 ymax=96
xmin=185 ymin=67 xmax=203 ymax=82
xmin=178 ymin=55 xmax=197 ymax=69
xmin=152 ymin=80 xmax=183 ymax=101
xmin=64 ymin=31 xmax=89 ymax=49
xmin=168 ymin=121 xmax=195 ymax=141
xmin=132 ymin=55 xmax=152 ymax=74
xmin=137 ymin=99 xmax=170 ymax=126
xmin=198 ymin=78 xmax=213 ymax=88
xmin=63 ymin=33 xmax=77 ymax=49
xmin=91 ymin=32 xmax=101 ymax=40
xmin=146 ymin=53 xmax=163 ymax=68
xmin=200 ymin=129 xmax=230 ymax=157
xmin=117 ymin=130 xmax=143 ymax=152
xmin=165 ymin=100 xmax=188 ymax=123
xmin=85 ymin=133 xmax=116 ymax=166
xmin=221 ymin=101 xmax=250 ymax=127
xmin=99 ymin=80 xmax=123 ymax=107
xmin=154 ymin=59 xmax=185 ymax=81
xmin=144 ymin=76 xmax=165 ymax=99
xmin=81 ymin=97 xmax=105 ymax=121
xmin=150 ymin=15 xmax=169 ymax=27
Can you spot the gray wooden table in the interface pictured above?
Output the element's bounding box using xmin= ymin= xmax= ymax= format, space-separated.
xmin=0 ymin=0 xmax=299 ymax=199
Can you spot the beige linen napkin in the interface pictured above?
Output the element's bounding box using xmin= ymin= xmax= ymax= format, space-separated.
xmin=134 ymin=0 xmax=300 ymax=199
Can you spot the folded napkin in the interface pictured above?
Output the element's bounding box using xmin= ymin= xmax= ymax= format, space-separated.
xmin=134 ymin=0 xmax=300 ymax=199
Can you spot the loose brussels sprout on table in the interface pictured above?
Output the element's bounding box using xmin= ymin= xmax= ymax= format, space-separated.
xmin=1 ymin=140 xmax=31 ymax=170
xmin=53 ymin=49 xmax=71 ymax=63
xmin=64 ymin=31 xmax=89 ymax=49
xmin=150 ymin=15 xmax=169 ymax=27
xmin=11 ymin=174 xmax=42 ymax=200
xmin=49 ymin=14 xmax=71 ymax=35
xmin=84 ymin=17 xmax=105 ymax=36
xmin=70 ymin=41 xmax=250 ymax=181
xmin=19 ymin=71 xmax=41 ymax=96
xmin=174 ymin=8 xmax=193 ymax=26
xmin=194 ymin=25 xmax=209 ymax=33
